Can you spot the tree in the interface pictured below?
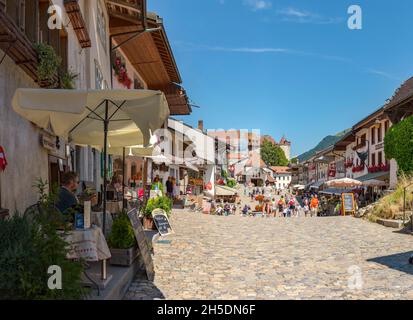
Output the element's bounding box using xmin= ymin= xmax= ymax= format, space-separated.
xmin=261 ymin=139 xmax=289 ymax=166
xmin=384 ymin=115 xmax=413 ymax=174
xmin=290 ymin=157 xmax=299 ymax=165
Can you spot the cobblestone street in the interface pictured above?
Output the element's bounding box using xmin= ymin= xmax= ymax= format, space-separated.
xmin=125 ymin=210 xmax=413 ymax=300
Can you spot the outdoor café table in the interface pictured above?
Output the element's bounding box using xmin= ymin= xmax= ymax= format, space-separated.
xmin=65 ymin=225 xmax=111 ymax=262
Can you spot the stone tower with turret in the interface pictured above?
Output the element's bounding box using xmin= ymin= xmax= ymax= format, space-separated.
xmin=279 ymin=136 xmax=291 ymax=161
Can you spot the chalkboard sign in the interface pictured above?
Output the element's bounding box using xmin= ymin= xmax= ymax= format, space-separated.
xmin=342 ymin=193 xmax=355 ymax=216
xmin=152 ymin=209 xmax=173 ymax=237
xmin=127 ymin=208 xmax=154 ymax=281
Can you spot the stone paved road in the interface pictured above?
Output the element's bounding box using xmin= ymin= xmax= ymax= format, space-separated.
xmin=125 ymin=210 xmax=413 ymax=300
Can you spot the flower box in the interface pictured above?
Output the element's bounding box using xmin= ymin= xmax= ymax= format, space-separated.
xmin=368 ymin=164 xmax=391 ymax=173
xmin=352 ymin=165 xmax=364 ymax=173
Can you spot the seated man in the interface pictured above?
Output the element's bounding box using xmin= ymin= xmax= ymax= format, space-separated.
xmin=56 ymin=172 xmax=80 ymax=215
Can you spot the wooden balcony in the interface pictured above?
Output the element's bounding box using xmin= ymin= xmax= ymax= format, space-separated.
xmin=63 ymin=0 xmax=91 ymax=48
xmin=0 ymin=7 xmax=38 ymax=82
xmin=353 ymin=140 xmax=367 ymax=151
xmin=160 ymin=83 xmax=192 ymax=116
xmin=106 ymin=0 xmax=147 ymax=28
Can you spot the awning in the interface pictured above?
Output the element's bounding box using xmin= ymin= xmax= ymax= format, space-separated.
xmin=215 ymin=185 xmax=237 ymax=197
xmin=362 ymin=179 xmax=388 ymax=187
xmin=357 ymin=171 xmax=389 ymax=182
xmin=319 ymin=188 xmax=348 ymax=196
xmin=309 ymin=181 xmax=324 ymax=189
xmin=109 ymin=146 xmax=154 ymax=157
xmin=12 ymin=89 xmax=169 ymax=146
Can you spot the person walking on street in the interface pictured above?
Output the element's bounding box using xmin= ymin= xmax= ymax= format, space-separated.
xmin=278 ymin=196 xmax=285 ymax=216
xmin=310 ymin=195 xmax=319 ymax=217
xmin=303 ymin=196 xmax=310 ymax=217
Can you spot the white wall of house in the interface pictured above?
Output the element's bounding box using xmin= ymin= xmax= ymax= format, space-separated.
xmin=273 ymin=173 xmax=291 ymax=190
xmin=0 ymin=0 xmax=116 ymax=213
xmin=0 ymin=54 xmax=49 ymax=214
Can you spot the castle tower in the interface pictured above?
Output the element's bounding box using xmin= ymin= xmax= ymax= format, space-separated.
xmin=279 ymin=136 xmax=291 ymax=161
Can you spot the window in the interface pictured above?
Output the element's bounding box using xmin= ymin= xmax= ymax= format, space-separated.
xmin=361 ymin=134 xmax=366 ymax=144
xmin=371 ymin=153 xmax=376 ymax=167
xmin=378 ymin=124 xmax=383 ymax=142
xmin=371 ymin=127 xmax=376 ymax=145
xmin=95 ymin=60 xmax=104 ymax=90
xmin=97 ymin=0 xmax=107 ymax=52
xmin=378 ymin=151 xmax=383 ymax=165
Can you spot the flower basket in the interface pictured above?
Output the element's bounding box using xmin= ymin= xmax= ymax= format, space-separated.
xmin=255 ymin=195 xmax=264 ymax=202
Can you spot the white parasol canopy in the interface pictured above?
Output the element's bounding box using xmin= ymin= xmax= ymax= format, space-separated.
xmin=12 ymin=89 xmax=169 ymax=146
xmin=324 ymin=178 xmax=362 ymax=188
xmin=108 ymin=146 xmax=154 ymax=157
xmin=12 ymin=88 xmax=170 ymax=237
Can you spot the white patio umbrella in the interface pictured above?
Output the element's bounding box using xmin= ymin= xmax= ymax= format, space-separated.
xmin=324 ymin=178 xmax=362 ymax=188
xmin=12 ymin=88 xmax=170 ymax=236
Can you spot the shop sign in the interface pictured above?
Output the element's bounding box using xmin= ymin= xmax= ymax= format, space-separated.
xmin=189 ymin=178 xmax=204 ymax=186
xmin=342 ymin=193 xmax=355 ymax=216
xmin=375 ymin=142 xmax=384 ymax=151
xmin=127 ymin=208 xmax=154 ymax=281
xmin=152 ymin=209 xmax=173 ymax=237
xmin=41 ymin=133 xmax=56 ymax=151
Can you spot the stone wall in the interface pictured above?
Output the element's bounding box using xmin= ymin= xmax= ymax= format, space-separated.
xmin=0 ymin=52 xmax=49 ymax=214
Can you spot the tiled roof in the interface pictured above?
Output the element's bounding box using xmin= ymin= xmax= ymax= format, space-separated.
xmin=270 ymin=166 xmax=291 ymax=174
xmin=385 ymin=77 xmax=413 ymax=109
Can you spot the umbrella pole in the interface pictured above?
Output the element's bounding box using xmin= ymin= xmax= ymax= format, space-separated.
xmin=101 ymin=99 xmax=109 ymax=281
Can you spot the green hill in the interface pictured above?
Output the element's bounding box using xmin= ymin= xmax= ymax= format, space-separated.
xmin=298 ymin=129 xmax=351 ymax=162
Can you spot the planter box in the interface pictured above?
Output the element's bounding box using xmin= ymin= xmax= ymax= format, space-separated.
xmin=109 ymin=246 xmax=139 ymax=267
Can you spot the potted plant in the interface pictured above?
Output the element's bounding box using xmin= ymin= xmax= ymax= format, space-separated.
xmin=34 ymin=43 xmax=62 ymax=88
xmin=143 ymin=196 xmax=173 ymax=230
xmin=107 ymin=212 xmax=138 ymax=267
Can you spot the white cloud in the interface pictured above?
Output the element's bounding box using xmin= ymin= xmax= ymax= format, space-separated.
xmin=277 ymin=7 xmax=343 ymax=24
xmin=173 ymin=42 xmax=351 ymax=63
xmin=367 ymin=69 xmax=401 ymax=81
xmin=243 ymin=0 xmax=272 ymax=11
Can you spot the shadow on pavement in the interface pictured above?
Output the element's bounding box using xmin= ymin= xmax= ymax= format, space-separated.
xmin=367 ymin=251 xmax=413 ymax=275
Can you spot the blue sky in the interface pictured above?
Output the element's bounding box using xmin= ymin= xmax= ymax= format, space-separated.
xmin=148 ymin=0 xmax=413 ymax=156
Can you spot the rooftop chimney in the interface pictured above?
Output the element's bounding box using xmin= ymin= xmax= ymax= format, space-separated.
xmin=198 ymin=120 xmax=204 ymax=132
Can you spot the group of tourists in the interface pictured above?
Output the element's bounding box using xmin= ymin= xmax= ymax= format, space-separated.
xmin=151 ymin=175 xmax=179 ymax=199
xmin=240 ymin=182 xmax=323 ymax=218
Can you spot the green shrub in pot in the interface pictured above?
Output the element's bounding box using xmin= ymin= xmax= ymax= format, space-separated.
xmin=144 ymin=196 xmax=173 ymax=218
xmin=107 ymin=213 xmax=136 ymax=250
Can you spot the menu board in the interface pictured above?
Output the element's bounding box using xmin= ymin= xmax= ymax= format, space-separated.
xmin=152 ymin=210 xmax=173 ymax=237
xmin=342 ymin=193 xmax=355 ymax=215
xmin=127 ymin=208 xmax=154 ymax=281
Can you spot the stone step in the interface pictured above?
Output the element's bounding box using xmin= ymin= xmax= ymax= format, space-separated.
xmin=376 ymin=218 xmax=404 ymax=229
